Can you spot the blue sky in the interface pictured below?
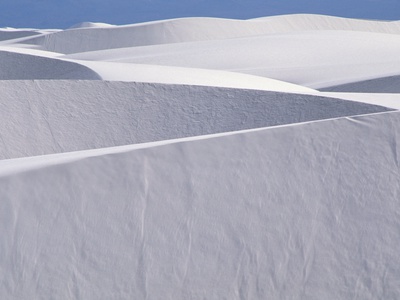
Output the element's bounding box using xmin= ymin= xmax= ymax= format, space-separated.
xmin=1 ymin=0 xmax=399 ymax=28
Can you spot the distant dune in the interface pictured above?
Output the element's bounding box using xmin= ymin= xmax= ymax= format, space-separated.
xmin=0 ymin=29 xmax=41 ymax=41
xmin=4 ymin=14 xmax=400 ymax=54
xmin=62 ymin=30 xmax=400 ymax=89
xmin=320 ymin=75 xmax=400 ymax=93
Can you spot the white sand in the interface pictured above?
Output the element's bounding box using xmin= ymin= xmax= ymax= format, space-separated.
xmin=1 ymin=13 xmax=400 ymax=299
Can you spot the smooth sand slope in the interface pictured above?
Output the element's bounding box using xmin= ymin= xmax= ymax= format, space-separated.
xmin=75 ymin=60 xmax=316 ymax=93
xmin=320 ymin=92 xmax=400 ymax=109
xmin=1 ymin=111 xmax=400 ymax=299
xmin=320 ymin=92 xmax=400 ymax=110
xmin=63 ymin=30 xmax=400 ymax=89
xmin=0 ymin=80 xmax=389 ymax=160
xmin=0 ymin=46 xmax=314 ymax=93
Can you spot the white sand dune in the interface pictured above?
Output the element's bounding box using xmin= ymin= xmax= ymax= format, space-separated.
xmin=75 ymin=60 xmax=316 ymax=93
xmin=0 ymin=80 xmax=388 ymax=160
xmin=0 ymin=44 xmax=316 ymax=93
xmin=251 ymin=14 xmax=400 ymax=34
xmin=3 ymin=17 xmax=288 ymax=54
xmin=63 ymin=30 xmax=400 ymax=89
xmin=1 ymin=13 xmax=400 ymax=299
xmin=0 ymin=46 xmax=314 ymax=92
xmin=68 ymin=22 xmax=115 ymax=29
xmin=1 ymin=111 xmax=400 ymax=299
xmin=0 ymin=29 xmax=41 ymax=41
xmin=4 ymin=14 xmax=400 ymax=90
xmin=5 ymin=14 xmax=400 ymax=55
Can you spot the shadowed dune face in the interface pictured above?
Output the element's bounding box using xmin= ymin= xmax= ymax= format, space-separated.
xmin=0 ymin=80 xmax=391 ymax=159
xmin=0 ymin=50 xmax=101 ymax=80
xmin=320 ymin=75 xmax=400 ymax=93
xmin=0 ymin=30 xmax=41 ymax=41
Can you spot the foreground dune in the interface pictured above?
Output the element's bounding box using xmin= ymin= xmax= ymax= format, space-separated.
xmin=1 ymin=111 xmax=400 ymax=299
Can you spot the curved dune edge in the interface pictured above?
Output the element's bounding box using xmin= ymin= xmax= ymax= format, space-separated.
xmin=0 ymin=46 xmax=314 ymax=93
xmin=0 ymin=49 xmax=101 ymax=80
xmin=0 ymin=110 xmax=395 ymax=176
xmin=68 ymin=22 xmax=115 ymax=29
xmin=62 ymin=31 xmax=400 ymax=88
xmin=0 ymin=80 xmax=390 ymax=160
xmin=2 ymin=15 xmax=400 ymax=92
xmin=61 ymin=30 xmax=400 ymax=90
xmin=74 ymin=59 xmax=316 ymax=93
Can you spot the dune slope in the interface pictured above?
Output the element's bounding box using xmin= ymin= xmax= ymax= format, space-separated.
xmin=0 ymin=50 xmax=101 ymax=80
xmin=74 ymin=60 xmax=315 ymax=93
xmin=4 ymin=15 xmax=400 ymax=90
xmin=0 ymin=29 xmax=41 ymax=41
xmin=63 ymin=30 xmax=400 ymax=89
xmin=1 ymin=111 xmax=400 ymax=299
xmin=0 ymin=80 xmax=390 ymax=160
